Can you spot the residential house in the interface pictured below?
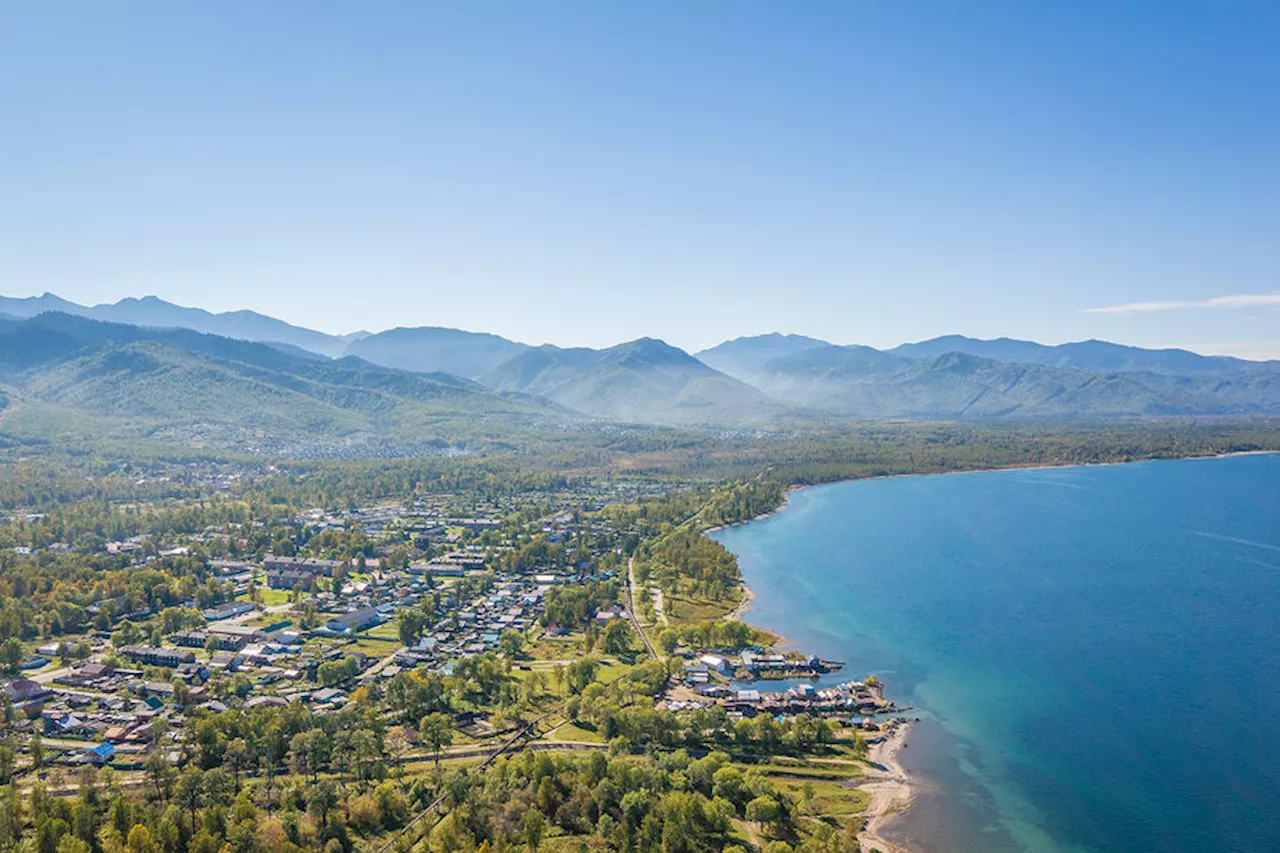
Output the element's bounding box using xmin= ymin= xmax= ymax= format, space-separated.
xmin=6 ymin=679 xmax=54 ymax=716
xmin=122 ymin=646 xmax=196 ymax=668
xmin=699 ymin=654 xmax=731 ymax=674
xmin=263 ymin=555 xmax=342 ymax=575
xmin=202 ymin=601 xmax=254 ymax=621
xmin=325 ymin=606 xmax=384 ymax=635
xmin=267 ymin=568 xmax=320 ymax=590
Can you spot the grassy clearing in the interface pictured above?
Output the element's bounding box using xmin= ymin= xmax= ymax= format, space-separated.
xmin=237 ymin=588 xmax=291 ymax=606
xmin=348 ymin=635 xmax=399 ymax=657
xmin=771 ymin=776 xmax=870 ymax=818
xmin=401 ymin=755 xmax=484 ymax=774
xmin=245 ymin=612 xmax=297 ymax=628
xmin=740 ymin=758 xmax=865 ymax=780
xmin=593 ymin=660 xmax=629 ymax=684
xmin=523 ymin=633 xmax=589 ymax=661
xmin=545 ymin=722 xmax=606 ymax=744
xmin=665 ymin=592 xmax=737 ymax=624
xmin=364 ymin=621 xmax=402 ymax=641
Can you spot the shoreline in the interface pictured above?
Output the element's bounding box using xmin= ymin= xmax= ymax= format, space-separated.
xmin=705 ymin=491 xmax=792 ymax=536
xmin=710 ymin=451 xmax=1279 ymax=541
xmin=708 ymin=449 xmax=1278 ymax=853
xmin=724 ymin=582 xmax=755 ymax=621
xmin=858 ymin=722 xmax=915 ymax=853
xmin=784 ymin=447 xmax=1280 ymax=496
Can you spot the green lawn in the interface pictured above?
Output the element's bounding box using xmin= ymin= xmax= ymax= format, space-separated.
xmin=236 ymin=588 xmax=291 ymax=606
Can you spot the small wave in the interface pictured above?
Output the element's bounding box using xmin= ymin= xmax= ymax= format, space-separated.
xmin=1234 ymin=555 xmax=1280 ymax=572
xmin=1190 ymin=531 xmax=1280 ymax=554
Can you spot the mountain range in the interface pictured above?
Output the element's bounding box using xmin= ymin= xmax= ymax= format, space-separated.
xmin=698 ymin=334 xmax=1279 ymax=418
xmin=0 ymin=294 xmax=1277 ymax=456
xmin=0 ymin=293 xmax=365 ymax=358
xmin=0 ymin=312 xmax=563 ymax=456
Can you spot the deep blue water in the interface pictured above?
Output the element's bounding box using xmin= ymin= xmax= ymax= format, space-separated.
xmin=711 ymin=454 xmax=1280 ymax=853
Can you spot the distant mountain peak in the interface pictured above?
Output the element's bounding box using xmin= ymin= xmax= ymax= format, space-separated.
xmin=608 ymin=336 xmax=695 ymax=361
xmin=481 ymin=336 xmax=789 ymax=426
xmin=695 ymin=332 xmax=832 ymax=384
xmin=341 ymin=325 xmax=532 ymax=379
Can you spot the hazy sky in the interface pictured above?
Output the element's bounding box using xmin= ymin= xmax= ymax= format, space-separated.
xmin=3 ymin=2 xmax=1278 ymax=356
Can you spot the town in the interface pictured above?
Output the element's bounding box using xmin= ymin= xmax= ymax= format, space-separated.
xmin=0 ymin=462 xmax=924 ymax=853
xmin=1 ymin=477 xmax=904 ymax=774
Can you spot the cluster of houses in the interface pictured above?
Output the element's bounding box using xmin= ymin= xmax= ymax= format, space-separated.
xmin=679 ymin=650 xmax=840 ymax=687
xmin=0 ymin=477 xmax=713 ymax=773
xmin=667 ymin=648 xmax=895 ymax=722
xmin=3 ymin=466 xmax=684 ymax=568
xmin=753 ymin=679 xmax=898 ymax=718
xmin=293 ymin=502 xmax=502 ymax=547
xmin=4 ymin=632 xmax=356 ymax=769
xmin=669 ymin=660 xmax=897 ymax=719
xmin=7 ymin=673 xmax=167 ymax=767
xmin=2 ymin=561 xmax=573 ymax=770
xmin=394 ymin=573 xmax=553 ymax=667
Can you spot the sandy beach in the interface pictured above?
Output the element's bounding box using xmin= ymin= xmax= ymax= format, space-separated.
xmin=725 ymin=582 xmax=756 ymax=620
xmin=857 ymin=723 xmax=915 ymax=853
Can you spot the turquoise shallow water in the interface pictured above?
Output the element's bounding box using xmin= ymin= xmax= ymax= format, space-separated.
xmin=711 ymin=454 xmax=1280 ymax=853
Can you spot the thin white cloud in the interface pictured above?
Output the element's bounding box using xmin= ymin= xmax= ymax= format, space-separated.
xmin=1086 ymin=293 xmax=1280 ymax=314
xmin=1167 ymin=341 xmax=1280 ymax=361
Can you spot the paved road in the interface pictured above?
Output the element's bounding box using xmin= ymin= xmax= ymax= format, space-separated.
xmin=32 ymin=649 xmax=106 ymax=685
xmin=32 ymin=664 xmax=77 ymax=685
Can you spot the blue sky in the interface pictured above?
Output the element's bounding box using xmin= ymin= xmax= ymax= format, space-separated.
xmin=3 ymin=1 xmax=1278 ymax=356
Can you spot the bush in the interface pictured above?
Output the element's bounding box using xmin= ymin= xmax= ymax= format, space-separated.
xmin=347 ymin=795 xmax=381 ymax=832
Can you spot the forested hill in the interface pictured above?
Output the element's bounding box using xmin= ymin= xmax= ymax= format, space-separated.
xmin=0 ymin=313 xmax=567 ymax=456
xmin=480 ymin=338 xmax=796 ymax=427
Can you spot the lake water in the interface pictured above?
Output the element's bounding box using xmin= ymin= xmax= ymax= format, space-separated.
xmin=711 ymin=454 xmax=1280 ymax=853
